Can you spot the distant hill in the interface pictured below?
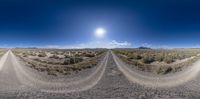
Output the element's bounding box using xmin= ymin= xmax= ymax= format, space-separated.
xmin=138 ymin=46 xmax=151 ymax=49
xmin=15 ymin=47 xmax=38 ymax=49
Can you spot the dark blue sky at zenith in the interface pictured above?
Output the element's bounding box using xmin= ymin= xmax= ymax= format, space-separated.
xmin=0 ymin=0 xmax=200 ymax=48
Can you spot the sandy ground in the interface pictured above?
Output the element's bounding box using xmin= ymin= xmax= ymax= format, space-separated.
xmin=0 ymin=50 xmax=200 ymax=99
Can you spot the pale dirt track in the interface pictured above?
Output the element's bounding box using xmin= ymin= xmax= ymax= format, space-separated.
xmin=0 ymin=50 xmax=200 ymax=99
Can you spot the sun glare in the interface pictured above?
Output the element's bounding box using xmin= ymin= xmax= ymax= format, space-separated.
xmin=95 ymin=27 xmax=106 ymax=38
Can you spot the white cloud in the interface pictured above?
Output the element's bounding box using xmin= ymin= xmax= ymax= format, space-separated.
xmin=109 ymin=40 xmax=131 ymax=48
xmin=140 ymin=43 xmax=172 ymax=49
xmin=46 ymin=45 xmax=61 ymax=48
xmin=141 ymin=43 xmax=152 ymax=47
xmin=44 ymin=40 xmax=132 ymax=49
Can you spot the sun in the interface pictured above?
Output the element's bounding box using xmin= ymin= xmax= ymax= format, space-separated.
xmin=95 ymin=27 xmax=106 ymax=38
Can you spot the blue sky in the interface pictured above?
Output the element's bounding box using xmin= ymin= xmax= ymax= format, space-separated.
xmin=0 ymin=0 xmax=200 ymax=48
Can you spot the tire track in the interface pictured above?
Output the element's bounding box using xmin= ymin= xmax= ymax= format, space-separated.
xmin=0 ymin=50 xmax=9 ymax=71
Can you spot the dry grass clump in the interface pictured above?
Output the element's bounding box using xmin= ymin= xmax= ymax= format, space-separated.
xmin=61 ymin=57 xmax=83 ymax=65
xmin=141 ymin=55 xmax=155 ymax=64
xmin=84 ymin=53 xmax=95 ymax=57
xmin=157 ymin=66 xmax=173 ymax=74
xmin=37 ymin=52 xmax=47 ymax=57
xmin=49 ymin=54 xmax=59 ymax=59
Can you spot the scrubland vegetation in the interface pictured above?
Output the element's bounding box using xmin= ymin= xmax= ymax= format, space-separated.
xmin=114 ymin=48 xmax=200 ymax=74
xmin=13 ymin=48 xmax=107 ymax=76
xmin=0 ymin=49 xmax=7 ymax=57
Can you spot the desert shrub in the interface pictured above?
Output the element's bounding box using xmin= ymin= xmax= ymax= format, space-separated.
xmin=63 ymin=71 xmax=70 ymax=75
xmin=178 ymin=54 xmax=186 ymax=60
xmin=33 ymin=58 xmax=48 ymax=64
xmin=71 ymin=65 xmax=82 ymax=71
xmin=38 ymin=53 xmax=46 ymax=57
xmin=49 ymin=54 xmax=59 ymax=59
xmin=29 ymin=62 xmax=36 ymax=68
xmin=138 ymin=65 xmax=152 ymax=72
xmin=47 ymin=71 xmax=57 ymax=76
xmin=30 ymin=53 xmax=37 ymax=56
xmin=22 ymin=53 xmax=27 ymax=57
xmin=127 ymin=53 xmax=142 ymax=60
xmin=64 ymin=55 xmax=70 ymax=58
xmin=61 ymin=57 xmax=83 ymax=65
xmin=70 ymin=57 xmax=83 ymax=64
xmin=70 ymin=58 xmax=75 ymax=64
xmin=62 ymin=59 xmax=70 ymax=65
xmin=55 ymin=68 xmax=64 ymax=73
xmin=96 ymin=51 xmax=104 ymax=56
xmin=38 ymin=67 xmax=45 ymax=72
xmin=47 ymin=61 xmax=54 ymax=64
xmin=163 ymin=56 xmax=174 ymax=64
xmin=63 ymin=68 xmax=71 ymax=71
xmin=84 ymin=53 xmax=95 ymax=57
xmin=157 ymin=66 xmax=173 ymax=74
xmin=174 ymin=66 xmax=182 ymax=72
xmin=141 ymin=55 xmax=155 ymax=64
xmin=155 ymin=54 xmax=164 ymax=62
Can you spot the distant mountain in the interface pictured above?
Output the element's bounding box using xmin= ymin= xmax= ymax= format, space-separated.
xmin=27 ymin=47 xmax=38 ymax=49
xmin=15 ymin=47 xmax=38 ymax=49
xmin=138 ymin=46 xmax=151 ymax=49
